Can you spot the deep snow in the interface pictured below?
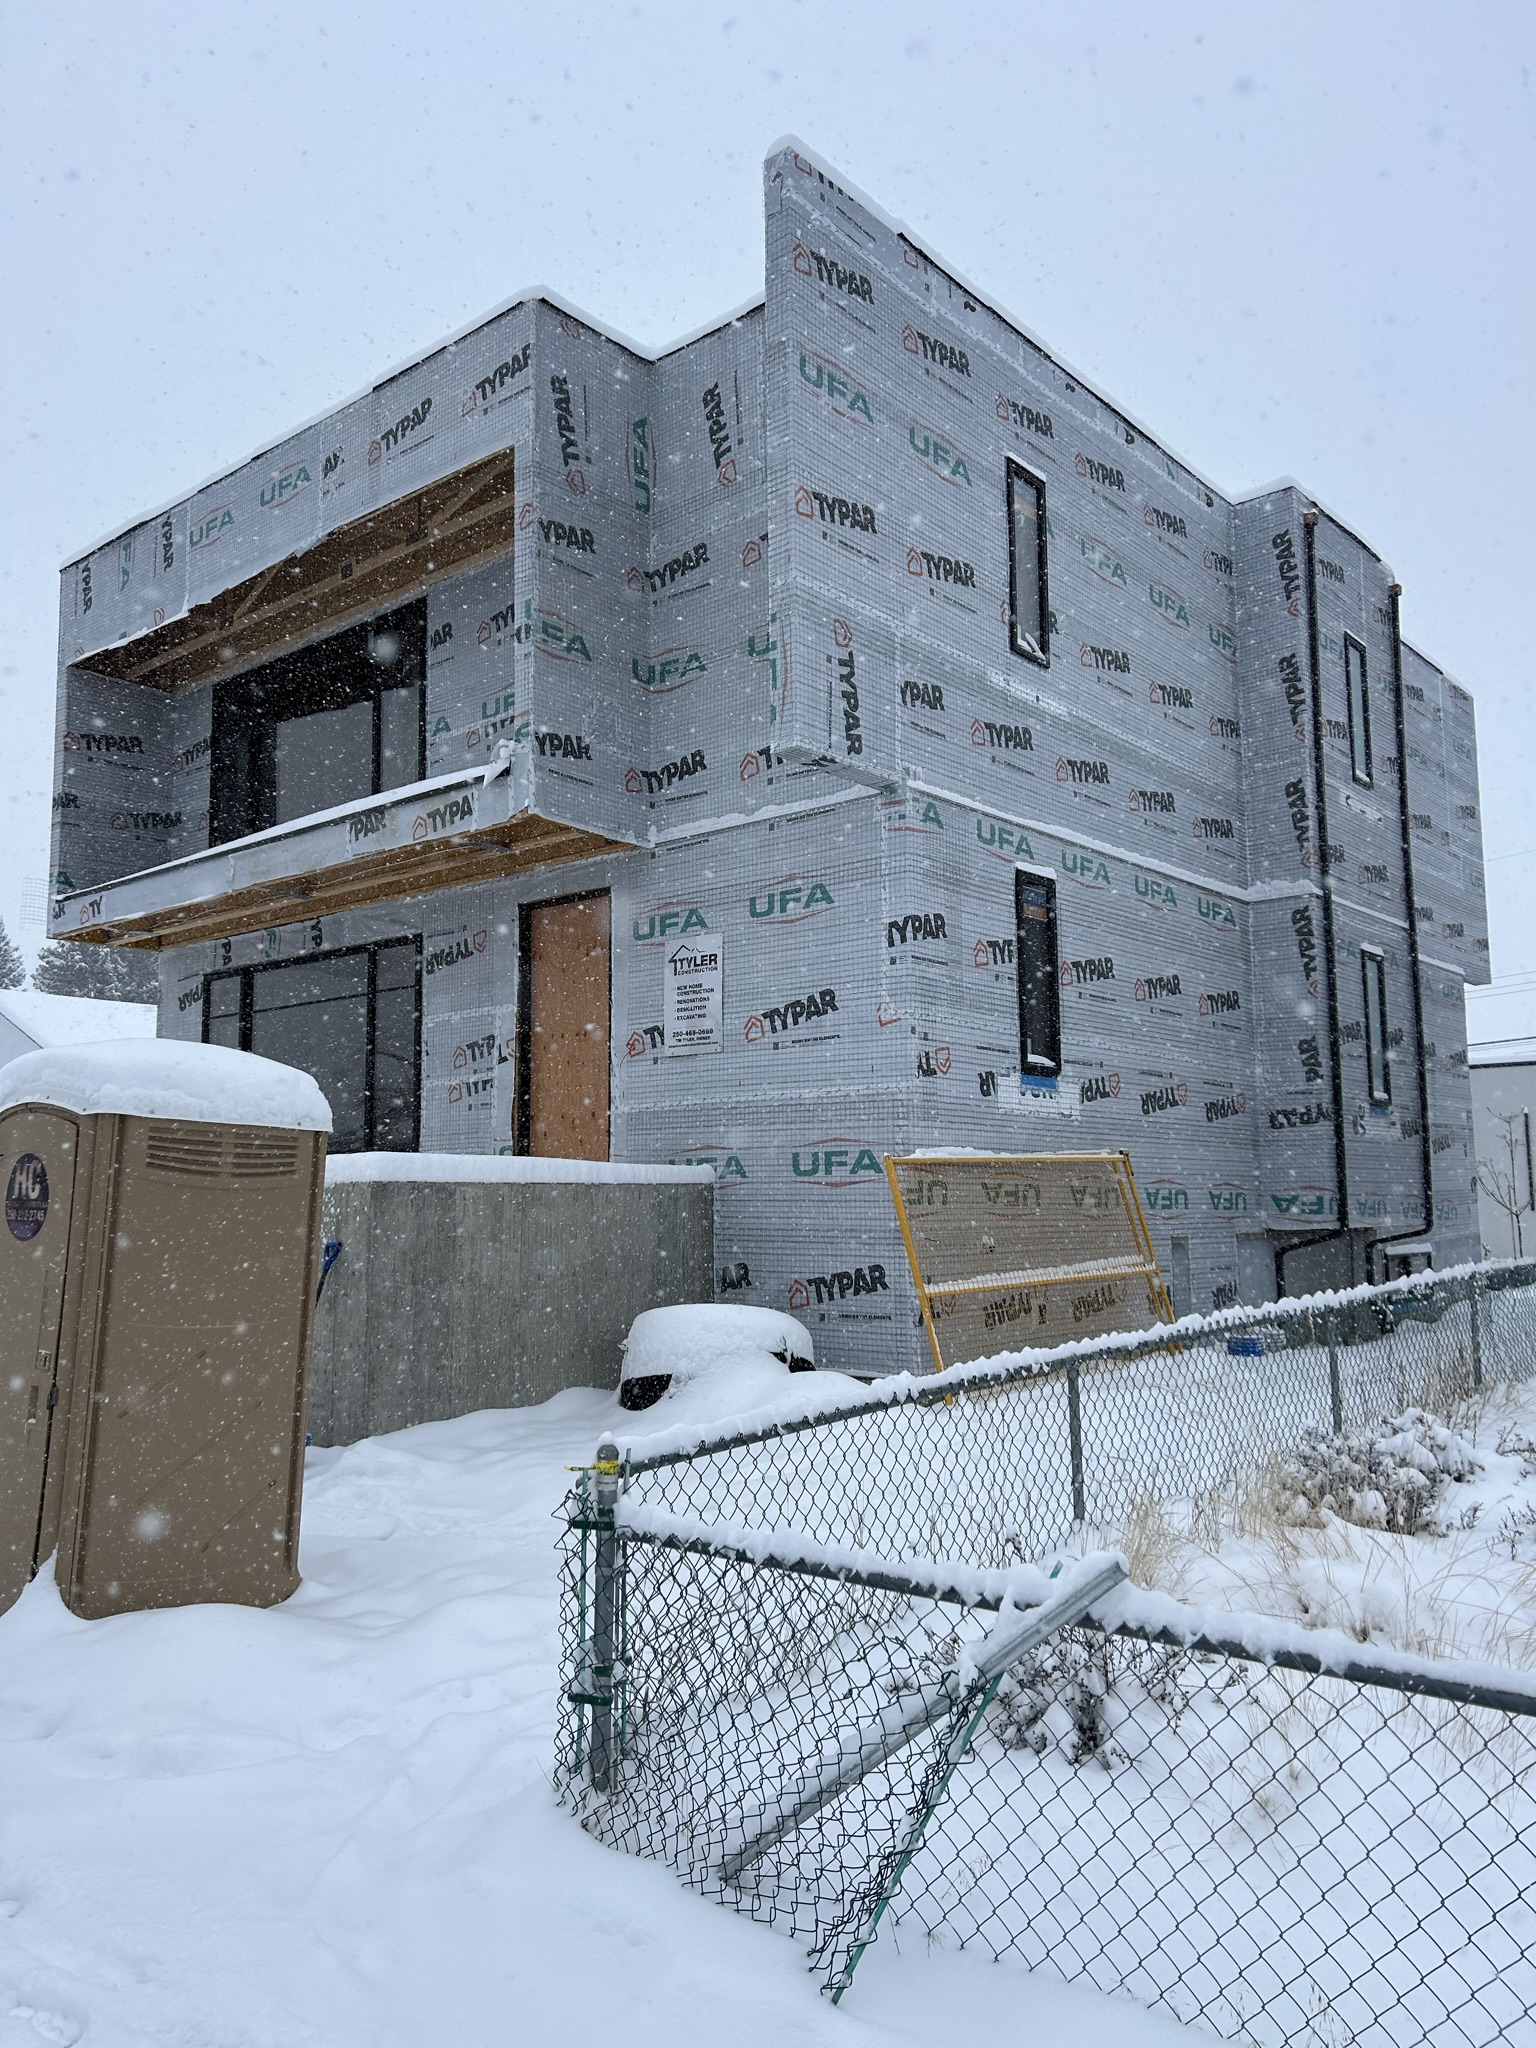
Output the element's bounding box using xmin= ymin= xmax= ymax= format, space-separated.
xmin=0 ymin=1387 xmax=1191 ymax=2048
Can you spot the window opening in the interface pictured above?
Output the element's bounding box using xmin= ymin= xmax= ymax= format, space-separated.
xmin=209 ymin=599 xmax=426 ymax=845
xmin=201 ymin=936 xmax=420 ymax=1153
xmin=1015 ymin=870 xmax=1060 ymax=1075
xmin=1345 ymin=634 xmax=1373 ymax=787
xmin=1006 ymin=458 xmax=1049 ymax=666
xmin=1362 ymin=948 xmax=1391 ymax=1104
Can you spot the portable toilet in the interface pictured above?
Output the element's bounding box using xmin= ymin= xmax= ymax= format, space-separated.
xmin=0 ymin=1038 xmax=330 ymax=1619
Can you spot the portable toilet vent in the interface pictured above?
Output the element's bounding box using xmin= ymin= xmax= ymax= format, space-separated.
xmin=0 ymin=1038 xmax=331 ymax=1620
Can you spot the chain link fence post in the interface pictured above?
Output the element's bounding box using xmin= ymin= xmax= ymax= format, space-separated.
xmin=1325 ymin=1309 xmax=1345 ymax=1433
xmin=1066 ymin=1356 xmax=1086 ymax=1525
xmin=1469 ymin=1271 xmax=1485 ymax=1390
xmin=565 ymin=1441 xmax=624 ymax=1795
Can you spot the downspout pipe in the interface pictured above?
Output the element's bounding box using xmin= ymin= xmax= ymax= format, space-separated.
xmin=1302 ymin=509 xmax=1352 ymax=1269
xmin=1379 ymin=580 xmax=1437 ymax=1270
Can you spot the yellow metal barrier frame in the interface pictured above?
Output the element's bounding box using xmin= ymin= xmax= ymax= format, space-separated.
xmin=884 ymin=1150 xmax=1174 ymax=1375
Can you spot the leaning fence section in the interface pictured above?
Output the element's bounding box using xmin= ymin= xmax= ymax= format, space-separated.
xmin=618 ymin=1261 xmax=1536 ymax=1568
xmin=558 ymin=1504 xmax=1536 ymax=2044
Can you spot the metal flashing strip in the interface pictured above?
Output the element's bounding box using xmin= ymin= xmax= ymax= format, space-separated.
xmin=54 ymin=769 xmax=636 ymax=950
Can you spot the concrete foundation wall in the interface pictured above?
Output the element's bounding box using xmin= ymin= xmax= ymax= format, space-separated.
xmin=307 ymin=1167 xmax=713 ymax=1443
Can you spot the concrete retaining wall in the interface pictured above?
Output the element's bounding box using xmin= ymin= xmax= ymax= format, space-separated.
xmin=307 ymin=1156 xmax=714 ymax=1444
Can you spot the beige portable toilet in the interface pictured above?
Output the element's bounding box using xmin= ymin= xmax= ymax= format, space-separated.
xmin=0 ymin=1038 xmax=330 ymax=1620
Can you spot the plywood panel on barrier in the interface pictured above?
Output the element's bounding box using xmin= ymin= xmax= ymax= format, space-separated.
xmin=885 ymin=1151 xmax=1173 ymax=1371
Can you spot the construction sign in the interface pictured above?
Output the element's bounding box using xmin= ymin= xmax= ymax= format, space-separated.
xmin=885 ymin=1151 xmax=1173 ymax=1372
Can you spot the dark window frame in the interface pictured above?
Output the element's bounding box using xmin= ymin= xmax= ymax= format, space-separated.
xmin=1005 ymin=456 xmax=1050 ymax=668
xmin=200 ymin=933 xmax=422 ymax=1152
xmin=1014 ymin=867 xmax=1061 ymax=1076
xmin=209 ymin=599 xmax=427 ymax=846
xmin=1361 ymin=946 xmax=1391 ymax=1105
xmin=1345 ymin=633 xmax=1373 ymax=788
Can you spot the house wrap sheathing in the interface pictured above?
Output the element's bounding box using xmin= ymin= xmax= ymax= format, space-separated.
xmin=49 ymin=140 xmax=1488 ymax=1372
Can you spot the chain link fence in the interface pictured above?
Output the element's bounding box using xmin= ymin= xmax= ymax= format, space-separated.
xmin=557 ymin=1262 xmax=1536 ymax=2036
xmin=559 ymin=1515 xmax=1536 ymax=2042
xmin=616 ymin=1262 xmax=1536 ymax=1567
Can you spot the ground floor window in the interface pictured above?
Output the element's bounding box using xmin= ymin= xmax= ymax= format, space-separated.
xmin=1015 ymin=869 xmax=1061 ymax=1075
xmin=203 ymin=937 xmax=420 ymax=1153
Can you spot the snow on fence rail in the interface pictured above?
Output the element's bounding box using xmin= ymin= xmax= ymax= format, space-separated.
xmin=558 ymin=1262 xmax=1536 ymax=2037
xmin=611 ymin=1260 xmax=1536 ymax=1567
xmin=558 ymin=1505 xmax=1536 ymax=2041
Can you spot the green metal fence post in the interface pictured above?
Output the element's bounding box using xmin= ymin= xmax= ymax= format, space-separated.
xmin=1470 ymin=1273 xmax=1485 ymax=1391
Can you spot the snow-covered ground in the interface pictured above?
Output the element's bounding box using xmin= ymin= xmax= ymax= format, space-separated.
xmin=1101 ymin=1381 xmax=1536 ymax=1671
xmin=5 ymin=1372 xmax=1536 ymax=2047
xmin=0 ymin=1386 xmax=1191 ymax=2048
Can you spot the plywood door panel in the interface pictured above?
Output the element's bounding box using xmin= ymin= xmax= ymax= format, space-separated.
xmin=526 ymin=893 xmax=611 ymax=1161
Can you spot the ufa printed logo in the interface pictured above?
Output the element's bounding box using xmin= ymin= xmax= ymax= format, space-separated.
xmin=1082 ymin=537 xmax=1128 ymax=589
xmin=789 ymin=1141 xmax=885 ymax=1186
xmin=261 ymin=460 xmax=311 ymax=511
xmin=747 ymin=876 xmax=836 ymax=924
xmin=798 ymin=351 xmax=874 ymax=425
xmin=907 ymin=423 xmax=972 ymax=486
xmin=1147 ymin=580 xmax=1191 ymax=628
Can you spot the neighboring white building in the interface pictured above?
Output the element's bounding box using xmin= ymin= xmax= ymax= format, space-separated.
xmin=0 ymin=989 xmax=157 ymax=1070
xmin=1469 ymin=1041 xmax=1536 ymax=1259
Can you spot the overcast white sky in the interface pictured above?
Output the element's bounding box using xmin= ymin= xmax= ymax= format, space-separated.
xmin=3 ymin=1 xmax=1531 ymax=1037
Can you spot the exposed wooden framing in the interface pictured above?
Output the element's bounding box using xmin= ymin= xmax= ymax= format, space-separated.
xmin=70 ymin=815 xmax=632 ymax=952
xmin=79 ymin=446 xmax=519 ymax=694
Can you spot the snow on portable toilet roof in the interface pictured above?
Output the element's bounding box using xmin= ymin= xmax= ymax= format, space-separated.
xmin=0 ymin=1038 xmax=333 ymax=1132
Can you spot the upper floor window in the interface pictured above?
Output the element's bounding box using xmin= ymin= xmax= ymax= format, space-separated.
xmin=1006 ymin=458 xmax=1050 ymax=666
xmin=1362 ymin=948 xmax=1391 ymax=1105
xmin=1345 ymin=634 xmax=1372 ymax=787
xmin=209 ymin=599 xmax=426 ymax=846
xmin=1015 ymin=869 xmax=1061 ymax=1074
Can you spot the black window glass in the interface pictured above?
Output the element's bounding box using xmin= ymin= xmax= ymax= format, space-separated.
xmin=205 ymin=972 xmax=241 ymax=1049
xmin=1345 ymin=635 xmax=1372 ymax=787
xmin=209 ymin=599 xmax=425 ymax=845
xmin=371 ymin=942 xmax=421 ymax=1151
xmin=203 ymin=938 xmax=418 ymax=1153
xmin=1015 ymin=871 xmax=1061 ymax=1074
xmin=1007 ymin=458 xmax=1049 ymax=666
xmin=1363 ymin=950 xmax=1390 ymax=1104
xmin=274 ymin=697 xmax=374 ymax=826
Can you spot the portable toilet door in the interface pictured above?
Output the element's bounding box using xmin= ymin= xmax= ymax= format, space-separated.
xmin=0 ymin=1107 xmax=88 ymax=1615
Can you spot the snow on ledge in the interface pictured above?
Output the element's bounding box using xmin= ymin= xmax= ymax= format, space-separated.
xmin=0 ymin=1039 xmax=332 ymax=1131
xmin=325 ymin=1151 xmax=713 ymax=1186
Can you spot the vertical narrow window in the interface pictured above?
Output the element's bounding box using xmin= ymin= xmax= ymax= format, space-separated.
xmin=1006 ymin=457 xmax=1049 ymax=665
xmin=1015 ymin=870 xmax=1060 ymax=1074
xmin=1362 ymin=948 xmax=1390 ymax=1104
xmin=1345 ymin=634 xmax=1372 ymax=787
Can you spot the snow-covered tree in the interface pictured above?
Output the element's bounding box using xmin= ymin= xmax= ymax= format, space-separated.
xmin=0 ymin=919 xmax=25 ymax=990
xmin=30 ymin=941 xmax=159 ymax=1004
